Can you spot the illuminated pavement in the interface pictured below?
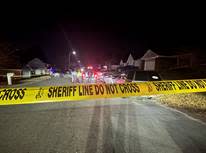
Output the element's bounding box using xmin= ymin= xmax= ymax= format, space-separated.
xmin=0 ymin=77 xmax=206 ymax=153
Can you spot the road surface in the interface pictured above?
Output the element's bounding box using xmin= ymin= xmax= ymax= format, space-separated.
xmin=0 ymin=77 xmax=206 ymax=153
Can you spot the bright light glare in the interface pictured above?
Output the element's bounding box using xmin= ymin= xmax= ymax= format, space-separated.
xmin=87 ymin=66 xmax=93 ymax=69
xmin=103 ymin=65 xmax=107 ymax=69
xmin=81 ymin=68 xmax=84 ymax=72
xmin=152 ymin=76 xmax=159 ymax=79
xmin=72 ymin=51 xmax=76 ymax=55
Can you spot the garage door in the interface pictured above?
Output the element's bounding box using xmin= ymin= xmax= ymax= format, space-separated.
xmin=144 ymin=59 xmax=155 ymax=71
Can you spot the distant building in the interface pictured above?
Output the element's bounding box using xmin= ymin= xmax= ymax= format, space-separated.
xmin=23 ymin=58 xmax=48 ymax=77
xmin=126 ymin=54 xmax=135 ymax=66
xmin=119 ymin=49 xmax=196 ymax=72
xmin=141 ymin=49 xmax=160 ymax=71
xmin=120 ymin=53 xmax=142 ymax=69
xmin=134 ymin=59 xmax=143 ymax=69
xmin=141 ymin=49 xmax=194 ymax=71
xmin=120 ymin=60 xmax=124 ymax=66
xmin=119 ymin=54 xmax=139 ymax=70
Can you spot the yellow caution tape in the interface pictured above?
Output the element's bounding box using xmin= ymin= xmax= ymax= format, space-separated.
xmin=1 ymin=79 xmax=206 ymax=105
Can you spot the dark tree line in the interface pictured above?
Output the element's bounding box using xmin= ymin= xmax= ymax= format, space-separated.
xmin=0 ymin=42 xmax=21 ymax=69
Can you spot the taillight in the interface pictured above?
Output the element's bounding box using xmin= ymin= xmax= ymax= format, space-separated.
xmin=94 ymin=72 xmax=97 ymax=78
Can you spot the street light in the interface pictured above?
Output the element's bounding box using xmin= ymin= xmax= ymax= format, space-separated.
xmin=69 ymin=50 xmax=76 ymax=68
xmin=77 ymin=60 xmax=80 ymax=63
xmin=72 ymin=51 xmax=76 ymax=55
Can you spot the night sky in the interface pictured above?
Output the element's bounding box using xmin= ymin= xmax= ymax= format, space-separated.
xmin=0 ymin=4 xmax=206 ymax=68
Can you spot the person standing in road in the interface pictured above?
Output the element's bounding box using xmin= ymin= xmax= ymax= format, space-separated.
xmin=71 ymin=69 xmax=77 ymax=83
xmin=77 ymin=69 xmax=82 ymax=83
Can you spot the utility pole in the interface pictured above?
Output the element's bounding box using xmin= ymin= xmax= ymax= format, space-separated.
xmin=59 ymin=24 xmax=73 ymax=70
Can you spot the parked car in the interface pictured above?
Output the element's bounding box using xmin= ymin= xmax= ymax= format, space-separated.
xmin=126 ymin=70 xmax=161 ymax=82
xmin=101 ymin=72 xmax=114 ymax=84
xmin=112 ymin=73 xmax=126 ymax=84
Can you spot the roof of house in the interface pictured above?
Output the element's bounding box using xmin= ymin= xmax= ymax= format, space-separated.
xmin=26 ymin=58 xmax=46 ymax=69
xmin=127 ymin=54 xmax=134 ymax=63
xmin=141 ymin=49 xmax=192 ymax=60
xmin=150 ymin=48 xmax=196 ymax=56
xmin=141 ymin=49 xmax=159 ymax=60
xmin=121 ymin=47 xmax=204 ymax=63
xmin=120 ymin=59 xmax=124 ymax=65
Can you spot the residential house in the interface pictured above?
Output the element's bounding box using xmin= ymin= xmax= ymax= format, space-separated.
xmin=120 ymin=60 xmax=124 ymax=66
xmin=120 ymin=53 xmax=143 ymax=69
xmin=126 ymin=54 xmax=134 ymax=66
xmin=141 ymin=49 xmax=194 ymax=71
xmin=120 ymin=49 xmax=196 ymax=72
xmin=23 ymin=58 xmax=48 ymax=77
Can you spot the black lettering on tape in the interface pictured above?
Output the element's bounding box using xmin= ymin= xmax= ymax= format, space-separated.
xmin=14 ymin=89 xmax=19 ymax=100
xmin=62 ymin=87 xmax=67 ymax=97
xmin=119 ymin=84 xmax=125 ymax=93
xmin=72 ymin=86 xmax=76 ymax=96
xmin=19 ymin=88 xmax=26 ymax=99
xmin=194 ymin=80 xmax=206 ymax=89
xmin=89 ymin=85 xmax=93 ymax=95
xmin=153 ymin=82 xmax=176 ymax=91
xmin=114 ymin=84 xmax=119 ymax=94
xmin=84 ymin=85 xmax=89 ymax=96
xmin=185 ymin=81 xmax=197 ymax=89
xmin=105 ymin=84 xmax=110 ymax=94
xmin=79 ymin=86 xmax=83 ymax=96
xmin=2 ymin=89 xmax=11 ymax=100
xmin=126 ymin=84 xmax=132 ymax=93
xmin=0 ymin=88 xmax=27 ymax=101
xmin=110 ymin=85 xmax=115 ymax=94
xmin=48 ymin=87 xmax=53 ymax=98
xmin=0 ymin=90 xmax=3 ymax=99
xmin=134 ymin=83 xmax=140 ymax=92
xmin=48 ymin=86 xmax=75 ymax=98
xmin=95 ymin=85 xmax=100 ymax=95
xmin=119 ymin=83 xmax=140 ymax=94
xmin=105 ymin=84 xmax=116 ymax=94
xmin=202 ymin=79 xmax=206 ymax=84
xmin=15 ymin=89 xmax=20 ymax=100
xmin=79 ymin=85 xmax=93 ymax=96
xmin=133 ymin=83 xmax=140 ymax=93
xmin=175 ymin=81 xmax=190 ymax=90
xmin=9 ymin=89 xmax=17 ymax=100
xmin=123 ymin=84 xmax=128 ymax=93
xmin=53 ymin=87 xmax=58 ymax=98
xmin=58 ymin=87 xmax=62 ymax=97
xmin=85 ymin=85 xmax=89 ymax=96
xmin=95 ymin=85 xmax=104 ymax=95
xmin=99 ymin=85 xmax=104 ymax=95
xmin=153 ymin=83 xmax=160 ymax=91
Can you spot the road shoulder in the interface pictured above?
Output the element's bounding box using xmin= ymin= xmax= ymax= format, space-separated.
xmin=156 ymin=94 xmax=206 ymax=123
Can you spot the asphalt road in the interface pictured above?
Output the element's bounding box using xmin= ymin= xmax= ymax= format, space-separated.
xmin=0 ymin=77 xmax=206 ymax=153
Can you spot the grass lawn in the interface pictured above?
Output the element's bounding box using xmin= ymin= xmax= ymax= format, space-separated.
xmin=157 ymin=93 xmax=206 ymax=122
